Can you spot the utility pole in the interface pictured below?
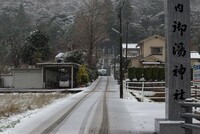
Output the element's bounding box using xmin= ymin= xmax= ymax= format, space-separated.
xmin=119 ymin=1 xmax=124 ymax=99
xmin=125 ymin=21 xmax=129 ymax=60
xmin=112 ymin=0 xmax=126 ymax=98
xmin=113 ymin=43 xmax=116 ymax=79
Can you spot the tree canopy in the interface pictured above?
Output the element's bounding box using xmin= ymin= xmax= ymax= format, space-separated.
xmin=22 ymin=30 xmax=51 ymax=65
xmin=64 ymin=50 xmax=84 ymax=64
xmin=1 ymin=0 xmax=200 ymax=72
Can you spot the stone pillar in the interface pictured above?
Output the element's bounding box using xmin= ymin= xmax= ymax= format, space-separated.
xmin=165 ymin=0 xmax=190 ymax=120
xmin=155 ymin=1 xmax=192 ymax=134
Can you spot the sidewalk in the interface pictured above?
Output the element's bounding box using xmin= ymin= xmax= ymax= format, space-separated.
xmin=108 ymin=78 xmax=165 ymax=133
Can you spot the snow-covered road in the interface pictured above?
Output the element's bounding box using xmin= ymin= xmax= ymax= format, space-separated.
xmin=2 ymin=76 xmax=165 ymax=134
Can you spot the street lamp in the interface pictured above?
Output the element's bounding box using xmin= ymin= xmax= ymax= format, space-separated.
xmin=119 ymin=6 xmax=123 ymax=99
xmin=111 ymin=28 xmax=120 ymax=34
xmin=111 ymin=0 xmax=126 ymax=99
xmin=111 ymin=20 xmax=123 ymax=99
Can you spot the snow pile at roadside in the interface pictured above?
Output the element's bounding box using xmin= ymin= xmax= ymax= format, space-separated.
xmin=123 ymin=89 xmax=138 ymax=101
xmin=0 ymin=109 xmax=40 ymax=132
xmin=124 ymin=89 xmax=154 ymax=102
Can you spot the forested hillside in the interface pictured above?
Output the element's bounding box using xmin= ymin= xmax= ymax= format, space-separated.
xmin=0 ymin=0 xmax=200 ymax=72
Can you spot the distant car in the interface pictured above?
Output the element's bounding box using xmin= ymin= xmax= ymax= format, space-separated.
xmin=98 ymin=69 xmax=107 ymax=76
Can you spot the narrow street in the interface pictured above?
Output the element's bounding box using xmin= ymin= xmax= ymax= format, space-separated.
xmin=4 ymin=76 xmax=164 ymax=134
xmin=49 ymin=76 xmax=110 ymax=134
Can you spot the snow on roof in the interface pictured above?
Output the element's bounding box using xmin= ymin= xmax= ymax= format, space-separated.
xmin=55 ymin=53 xmax=65 ymax=58
xmin=122 ymin=43 xmax=139 ymax=49
xmin=191 ymin=51 xmax=200 ymax=59
xmin=138 ymin=34 xmax=165 ymax=46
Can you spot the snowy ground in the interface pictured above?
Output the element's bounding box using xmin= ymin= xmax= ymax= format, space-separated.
xmin=0 ymin=93 xmax=72 ymax=132
xmin=0 ymin=79 xmax=165 ymax=133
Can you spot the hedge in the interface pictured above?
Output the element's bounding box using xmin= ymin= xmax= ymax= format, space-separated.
xmin=128 ymin=67 xmax=165 ymax=81
xmin=128 ymin=67 xmax=193 ymax=81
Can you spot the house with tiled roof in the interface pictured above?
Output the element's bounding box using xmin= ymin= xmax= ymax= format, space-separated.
xmin=129 ymin=35 xmax=165 ymax=67
xmin=128 ymin=35 xmax=200 ymax=68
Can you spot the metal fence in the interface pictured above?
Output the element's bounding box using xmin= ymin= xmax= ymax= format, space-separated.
xmin=124 ymin=81 xmax=165 ymax=101
xmin=124 ymin=81 xmax=200 ymax=102
xmin=180 ymin=100 xmax=200 ymax=134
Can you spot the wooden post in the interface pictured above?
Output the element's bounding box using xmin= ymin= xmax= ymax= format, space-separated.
xmin=195 ymin=91 xmax=197 ymax=99
xmin=165 ymin=0 xmax=191 ymax=120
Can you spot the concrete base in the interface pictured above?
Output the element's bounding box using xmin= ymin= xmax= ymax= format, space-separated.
xmin=155 ymin=118 xmax=199 ymax=134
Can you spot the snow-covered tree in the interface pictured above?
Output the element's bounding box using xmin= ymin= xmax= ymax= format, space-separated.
xmin=22 ymin=30 xmax=51 ymax=65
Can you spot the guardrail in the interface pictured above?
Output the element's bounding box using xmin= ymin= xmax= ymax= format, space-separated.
xmin=124 ymin=81 xmax=165 ymax=101
xmin=179 ymin=100 xmax=200 ymax=134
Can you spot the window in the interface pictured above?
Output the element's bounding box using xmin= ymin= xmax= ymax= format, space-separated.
xmin=127 ymin=50 xmax=139 ymax=57
xmin=151 ymin=47 xmax=162 ymax=55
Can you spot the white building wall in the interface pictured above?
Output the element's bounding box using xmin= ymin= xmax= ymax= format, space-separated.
xmin=1 ymin=75 xmax=13 ymax=88
xmin=13 ymin=69 xmax=42 ymax=88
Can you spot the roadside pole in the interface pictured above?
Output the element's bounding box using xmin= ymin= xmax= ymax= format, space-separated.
xmin=119 ymin=5 xmax=123 ymax=99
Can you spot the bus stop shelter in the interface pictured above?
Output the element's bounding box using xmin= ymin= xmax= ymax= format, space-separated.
xmin=37 ymin=62 xmax=80 ymax=89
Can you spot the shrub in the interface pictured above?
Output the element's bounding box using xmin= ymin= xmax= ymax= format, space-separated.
xmin=76 ymin=64 xmax=89 ymax=86
xmin=88 ymin=69 xmax=98 ymax=82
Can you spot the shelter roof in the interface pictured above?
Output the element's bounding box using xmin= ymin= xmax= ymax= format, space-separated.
xmin=55 ymin=53 xmax=65 ymax=59
xmin=36 ymin=62 xmax=81 ymax=68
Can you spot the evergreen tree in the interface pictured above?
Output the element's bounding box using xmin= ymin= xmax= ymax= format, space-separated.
xmin=122 ymin=0 xmax=133 ymax=22
xmin=15 ymin=4 xmax=31 ymax=34
xmin=64 ymin=50 xmax=84 ymax=64
xmin=22 ymin=30 xmax=51 ymax=65
xmin=0 ymin=12 xmax=13 ymax=38
xmin=0 ymin=4 xmax=33 ymax=67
